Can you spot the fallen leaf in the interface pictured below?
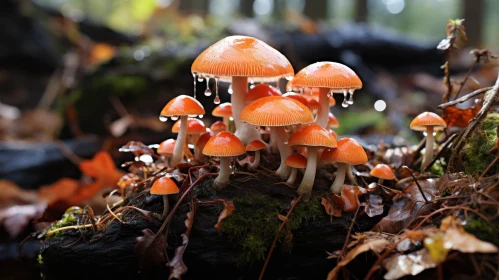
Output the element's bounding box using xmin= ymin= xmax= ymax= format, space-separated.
xmin=79 ymin=151 xmax=124 ymax=186
xmin=440 ymin=216 xmax=498 ymax=254
xmin=363 ymin=194 xmax=384 ymax=217
xmin=214 ymin=200 xmax=235 ymax=231
xmin=0 ymin=203 xmax=47 ymax=238
xmin=38 ymin=178 xmax=79 ymax=205
xmin=442 ymin=102 xmax=481 ymax=128
xmin=382 ymin=249 xmax=436 ymax=280
xmin=169 ymin=234 xmax=189 ymax=279
xmin=321 ymin=197 xmax=341 ymax=217
xmin=424 ymin=233 xmax=451 ymax=263
xmin=135 ymin=228 xmax=167 ymax=271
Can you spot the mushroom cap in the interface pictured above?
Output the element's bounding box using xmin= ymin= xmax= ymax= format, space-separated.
xmin=245 ymin=84 xmax=282 ymax=104
xmin=410 ymin=112 xmax=447 ymax=131
xmin=290 ymin=62 xmax=362 ymax=91
xmin=370 ymin=164 xmax=395 ymax=180
xmin=195 ymin=132 xmax=211 ymax=149
xmin=283 ymin=92 xmax=309 ymax=107
xmin=150 ymin=176 xmax=179 ymax=195
xmin=172 ymin=118 xmax=206 ymax=134
xmin=240 ymin=96 xmax=314 ymax=127
xmin=285 ymin=153 xmax=307 ymax=168
xmin=191 ymin=35 xmax=294 ymax=82
xmin=212 ymin=103 xmax=232 ymax=117
xmin=288 ymin=124 xmax=337 ymax=148
xmin=306 ymin=98 xmax=320 ymax=113
xmin=246 ymin=139 xmax=267 ymax=152
xmin=203 ymin=131 xmax=246 ymax=157
xmin=210 ymin=121 xmax=227 ymax=133
xmin=160 ymin=95 xmax=205 ymax=117
xmin=321 ymin=137 xmax=367 ymax=165
xmin=157 ymin=139 xmax=176 ymax=156
xmin=328 ymin=113 xmax=340 ymax=128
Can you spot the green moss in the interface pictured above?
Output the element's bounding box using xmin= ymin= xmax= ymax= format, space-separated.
xmin=220 ymin=195 xmax=324 ymax=266
xmin=464 ymin=217 xmax=499 ymax=247
xmin=430 ymin=159 xmax=445 ymax=176
xmin=462 ymin=113 xmax=499 ymax=175
xmin=37 ymin=254 xmax=43 ymax=266
xmin=46 ymin=211 xmax=78 ymax=239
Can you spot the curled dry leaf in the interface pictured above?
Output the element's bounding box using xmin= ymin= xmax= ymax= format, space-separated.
xmin=135 ymin=229 xmax=167 ymax=271
xmin=440 ymin=216 xmax=498 ymax=254
xmin=382 ymin=249 xmax=436 ymax=280
xmin=442 ymin=102 xmax=481 ymax=128
xmin=321 ymin=197 xmax=341 ymax=217
xmin=214 ymin=200 xmax=235 ymax=231
xmin=363 ymin=194 xmax=384 ymax=217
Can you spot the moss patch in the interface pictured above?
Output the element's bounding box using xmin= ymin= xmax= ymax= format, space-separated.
xmin=47 ymin=211 xmax=78 ymax=239
xmin=462 ymin=113 xmax=499 ymax=175
xmin=220 ymin=195 xmax=324 ymax=266
xmin=464 ymin=217 xmax=499 ymax=247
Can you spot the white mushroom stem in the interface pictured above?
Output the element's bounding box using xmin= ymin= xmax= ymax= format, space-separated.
xmin=215 ymin=156 xmax=231 ymax=188
xmin=232 ymin=76 xmax=262 ymax=144
xmin=274 ymin=126 xmax=292 ymax=179
xmin=223 ymin=116 xmax=230 ymax=131
xmin=422 ymin=126 xmax=434 ymax=170
xmin=316 ymin=88 xmax=330 ymax=128
xmin=346 ymin=166 xmax=357 ymax=184
xmin=248 ymin=150 xmax=261 ymax=171
xmin=297 ymin=147 xmax=318 ymax=196
xmin=330 ymin=162 xmax=348 ymax=194
xmin=161 ymin=195 xmax=169 ymax=220
xmin=286 ymin=168 xmax=297 ymax=185
xmin=171 ymin=116 xmax=187 ymax=166
xmin=269 ymin=130 xmax=279 ymax=153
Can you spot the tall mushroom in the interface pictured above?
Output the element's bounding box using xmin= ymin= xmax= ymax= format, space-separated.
xmin=370 ymin=163 xmax=395 ymax=185
xmin=289 ymin=62 xmax=362 ymax=128
xmin=160 ymin=95 xmax=205 ymax=166
xmin=192 ymin=35 xmax=294 ymax=144
xmin=212 ymin=103 xmax=232 ymax=130
xmin=284 ymin=153 xmax=307 ymax=186
xmin=245 ymin=140 xmax=267 ymax=170
xmin=203 ymin=131 xmax=246 ymax=188
xmin=410 ymin=112 xmax=447 ymax=170
xmin=150 ymin=176 xmax=179 ymax=219
xmin=322 ymin=138 xmax=367 ymax=194
xmin=288 ymin=124 xmax=337 ymax=197
xmin=240 ymin=96 xmax=314 ymax=179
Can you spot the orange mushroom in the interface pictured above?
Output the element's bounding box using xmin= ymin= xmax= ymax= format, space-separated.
xmin=321 ymin=138 xmax=367 ymax=194
xmin=410 ymin=112 xmax=447 ymax=169
xmin=172 ymin=118 xmax=207 ymax=161
xmin=160 ymin=95 xmax=205 ymax=166
xmin=245 ymin=140 xmax=267 ymax=170
xmin=244 ymin=84 xmax=282 ymax=105
xmin=284 ymin=153 xmax=307 ymax=186
xmin=194 ymin=132 xmax=211 ymax=162
xmin=150 ymin=176 xmax=179 ymax=219
xmin=210 ymin=121 xmax=227 ymax=133
xmin=212 ymin=103 xmax=233 ymax=130
xmin=157 ymin=139 xmax=176 ymax=166
xmin=192 ymin=35 xmax=294 ymax=144
xmin=370 ymin=163 xmax=395 ymax=185
xmin=202 ymin=131 xmax=246 ymax=188
xmin=240 ymin=96 xmax=314 ymax=179
xmin=328 ymin=113 xmax=339 ymax=129
xmin=289 ymin=62 xmax=362 ymax=128
xmin=288 ymin=124 xmax=337 ymax=197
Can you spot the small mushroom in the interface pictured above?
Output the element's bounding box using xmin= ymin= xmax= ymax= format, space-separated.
xmin=159 ymin=95 xmax=205 ymax=166
xmin=203 ymin=131 xmax=246 ymax=188
xmin=284 ymin=154 xmax=307 ymax=186
xmin=410 ymin=112 xmax=447 ymax=170
xmin=212 ymin=103 xmax=233 ymax=130
xmin=322 ymin=138 xmax=368 ymax=194
xmin=245 ymin=140 xmax=267 ymax=170
xmin=150 ymin=176 xmax=179 ymax=219
xmin=210 ymin=121 xmax=227 ymax=133
xmin=157 ymin=139 xmax=176 ymax=166
xmin=370 ymin=163 xmax=395 ymax=185
xmin=327 ymin=113 xmax=339 ymax=129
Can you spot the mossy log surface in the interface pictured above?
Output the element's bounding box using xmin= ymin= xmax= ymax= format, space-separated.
xmin=40 ymin=162 xmax=383 ymax=280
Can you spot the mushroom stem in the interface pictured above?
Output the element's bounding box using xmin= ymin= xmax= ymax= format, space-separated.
xmin=232 ymin=76 xmax=262 ymax=144
xmin=269 ymin=130 xmax=279 ymax=153
xmin=297 ymin=147 xmax=318 ymax=197
xmin=286 ymin=168 xmax=297 ymax=185
xmin=330 ymin=163 xmax=348 ymax=194
xmin=215 ymin=156 xmax=231 ymax=188
xmin=274 ymin=126 xmax=292 ymax=179
xmin=346 ymin=166 xmax=357 ymax=184
xmin=422 ymin=126 xmax=434 ymax=170
xmin=223 ymin=116 xmax=230 ymax=131
xmin=161 ymin=195 xmax=169 ymax=219
xmin=171 ymin=115 xmax=188 ymax=166
xmin=316 ymin=88 xmax=330 ymax=128
xmin=194 ymin=147 xmax=206 ymax=162
xmin=377 ymin=178 xmax=384 ymax=185
xmin=248 ymin=150 xmax=261 ymax=171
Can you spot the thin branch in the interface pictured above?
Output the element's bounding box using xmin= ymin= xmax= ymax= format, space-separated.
xmin=402 ymin=166 xmax=429 ymax=203
xmin=438 ymin=87 xmax=492 ymax=108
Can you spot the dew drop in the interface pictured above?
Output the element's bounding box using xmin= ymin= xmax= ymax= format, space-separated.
xmin=214 ymin=77 xmax=220 ymax=104
xmin=228 ymin=84 xmax=233 ymax=94
xmin=348 ymin=89 xmax=355 ymax=105
xmin=342 ymin=90 xmax=349 ymax=107
xmin=199 ymin=114 xmax=204 ymax=118
xmin=171 ymin=116 xmax=179 ymax=121
xmin=214 ymin=97 xmax=221 ymax=104
xmin=250 ymin=84 xmax=255 ymax=89
xmin=159 ymin=116 xmax=168 ymax=122
xmin=197 ymin=75 xmax=204 ymax=82
xmin=204 ymin=77 xmax=212 ymax=96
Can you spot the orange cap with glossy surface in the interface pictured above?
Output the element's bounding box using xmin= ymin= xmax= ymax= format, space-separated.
xmin=321 ymin=137 xmax=367 ymax=165
xmin=285 ymin=154 xmax=307 ymax=168
xmin=290 ymin=62 xmax=362 ymax=91
xmin=210 ymin=121 xmax=226 ymax=133
xmin=192 ymin=36 xmax=294 ymax=82
xmin=160 ymin=95 xmax=205 ymax=117
xmin=195 ymin=132 xmax=211 ymax=149
xmin=306 ymin=98 xmax=320 ymax=113
xmin=328 ymin=113 xmax=339 ymax=128
xmin=410 ymin=112 xmax=447 ymax=131
xmin=172 ymin=118 xmax=206 ymax=134
xmin=150 ymin=176 xmax=179 ymax=195
xmin=288 ymin=124 xmax=337 ymax=148
xmin=240 ymin=96 xmax=314 ymax=126
xmin=212 ymin=103 xmax=232 ymax=117
xmin=245 ymin=84 xmax=282 ymax=104
xmin=283 ymin=92 xmax=309 ymax=106
xmin=370 ymin=164 xmax=395 ymax=180
xmin=157 ymin=139 xmax=176 ymax=156
xmin=246 ymin=139 xmax=267 ymax=152
xmin=203 ymin=131 xmax=246 ymax=157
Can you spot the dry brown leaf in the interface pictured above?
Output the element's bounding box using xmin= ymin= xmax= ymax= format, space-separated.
xmin=440 ymin=216 xmax=498 ymax=254
xmin=442 ymin=103 xmax=481 ymax=128
xmin=0 ymin=203 xmax=47 ymax=238
xmin=169 ymin=210 xmax=195 ymax=279
xmin=79 ymin=151 xmax=124 ymax=186
xmin=214 ymin=200 xmax=235 ymax=231
xmin=135 ymin=228 xmax=167 ymax=270
xmin=382 ymin=249 xmax=436 ymax=280
xmin=38 ymin=178 xmax=79 ymax=205
xmin=321 ymin=197 xmax=341 ymax=217
xmin=363 ymin=194 xmax=384 ymax=217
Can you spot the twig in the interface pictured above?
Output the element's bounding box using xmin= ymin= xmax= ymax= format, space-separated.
xmin=453 ymin=57 xmax=478 ymax=100
xmin=438 ymin=87 xmax=492 ymax=108
xmin=402 ymin=166 xmax=430 ymax=203
xmin=259 ymin=195 xmax=303 ymax=280
xmin=338 ymin=207 xmax=360 ymax=262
